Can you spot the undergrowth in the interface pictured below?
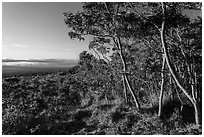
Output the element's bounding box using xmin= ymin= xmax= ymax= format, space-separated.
xmin=2 ymin=72 xmax=202 ymax=135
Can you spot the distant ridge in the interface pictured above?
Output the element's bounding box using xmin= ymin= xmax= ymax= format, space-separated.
xmin=2 ymin=59 xmax=79 ymax=68
xmin=2 ymin=58 xmax=79 ymax=63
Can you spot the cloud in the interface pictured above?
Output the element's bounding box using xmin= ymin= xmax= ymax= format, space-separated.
xmin=12 ymin=44 xmax=29 ymax=48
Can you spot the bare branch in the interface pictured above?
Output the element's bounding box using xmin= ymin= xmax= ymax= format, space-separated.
xmin=104 ymin=2 xmax=111 ymax=14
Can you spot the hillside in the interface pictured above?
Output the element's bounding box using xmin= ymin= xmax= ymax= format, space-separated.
xmin=2 ymin=63 xmax=202 ymax=135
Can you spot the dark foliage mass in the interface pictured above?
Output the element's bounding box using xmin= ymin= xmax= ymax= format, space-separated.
xmin=2 ymin=2 xmax=202 ymax=135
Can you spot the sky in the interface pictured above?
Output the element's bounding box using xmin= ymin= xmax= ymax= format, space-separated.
xmin=2 ymin=2 xmax=90 ymax=60
xmin=2 ymin=2 xmax=202 ymax=60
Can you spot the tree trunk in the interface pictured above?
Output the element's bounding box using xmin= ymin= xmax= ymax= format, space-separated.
xmin=158 ymin=55 xmax=165 ymax=117
xmin=193 ymin=101 xmax=202 ymax=125
xmin=172 ymin=77 xmax=184 ymax=113
xmin=160 ymin=21 xmax=194 ymax=104
xmin=117 ymin=37 xmax=141 ymax=109
xmin=124 ymin=74 xmax=141 ymax=109
xmin=122 ymin=75 xmax=128 ymax=103
xmin=160 ymin=2 xmax=201 ymax=125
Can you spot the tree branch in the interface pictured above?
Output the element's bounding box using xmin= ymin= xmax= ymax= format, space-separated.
xmin=104 ymin=2 xmax=111 ymax=14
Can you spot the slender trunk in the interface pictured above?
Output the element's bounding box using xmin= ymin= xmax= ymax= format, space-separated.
xmin=122 ymin=75 xmax=128 ymax=102
xmin=117 ymin=37 xmax=141 ymax=109
xmin=193 ymin=101 xmax=202 ymax=125
xmin=160 ymin=20 xmax=194 ymax=105
xmin=194 ymin=71 xmax=198 ymax=100
xmin=172 ymin=77 xmax=184 ymax=113
xmin=158 ymin=55 xmax=165 ymax=117
xmin=160 ymin=2 xmax=201 ymax=125
xmin=169 ymin=75 xmax=173 ymax=100
xmin=124 ymin=74 xmax=141 ymax=109
xmin=119 ymin=40 xmax=129 ymax=104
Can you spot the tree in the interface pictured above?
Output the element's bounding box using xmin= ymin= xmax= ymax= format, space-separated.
xmin=63 ymin=2 xmax=141 ymax=109
xmin=64 ymin=2 xmax=202 ymax=125
xmin=129 ymin=2 xmax=202 ymax=125
xmin=160 ymin=2 xmax=201 ymax=125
